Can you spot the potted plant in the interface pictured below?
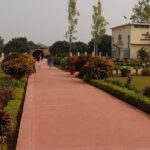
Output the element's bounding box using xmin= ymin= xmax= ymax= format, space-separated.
xmin=120 ymin=66 xmax=131 ymax=77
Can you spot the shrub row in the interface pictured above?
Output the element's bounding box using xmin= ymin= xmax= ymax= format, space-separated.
xmin=0 ymin=78 xmax=27 ymax=150
xmin=0 ymin=53 xmax=30 ymax=149
xmin=54 ymin=55 xmax=91 ymax=72
xmin=90 ymin=80 xmax=150 ymax=113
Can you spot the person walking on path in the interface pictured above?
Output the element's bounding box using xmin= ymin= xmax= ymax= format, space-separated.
xmin=37 ymin=54 xmax=42 ymax=68
xmin=47 ymin=55 xmax=53 ymax=69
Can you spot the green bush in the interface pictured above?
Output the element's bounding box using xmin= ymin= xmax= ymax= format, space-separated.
xmin=0 ymin=109 xmax=10 ymax=145
xmin=91 ymin=80 xmax=150 ymax=113
xmin=144 ymin=86 xmax=150 ymax=98
xmin=60 ymin=57 xmax=69 ymax=70
xmin=78 ymin=57 xmax=113 ymax=81
xmin=120 ymin=66 xmax=131 ymax=77
xmin=0 ymin=88 xmax=13 ymax=106
xmin=141 ymin=68 xmax=150 ymax=76
xmin=1 ymin=54 xmax=36 ymax=80
xmin=53 ymin=57 xmax=61 ymax=66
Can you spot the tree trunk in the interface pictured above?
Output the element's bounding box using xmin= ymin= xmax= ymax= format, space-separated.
xmin=69 ymin=38 xmax=72 ymax=56
xmin=95 ymin=43 xmax=98 ymax=56
xmin=94 ymin=42 xmax=98 ymax=56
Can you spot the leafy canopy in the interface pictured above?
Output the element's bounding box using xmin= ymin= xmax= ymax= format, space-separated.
xmin=0 ymin=37 xmax=4 ymax=56
xmin=3 ymin=37 xmax=39 ymax=54
xmin=50 ymin=41 xmax=70 ymax=57
xmin=65 ymin=0 xmax=79 ymax=53
xmin=130 ymin=0 xmax=150 ymax=23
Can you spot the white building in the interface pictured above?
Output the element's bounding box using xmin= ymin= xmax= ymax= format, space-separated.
xmin=111 ymin=23 xmax=150 ymax=60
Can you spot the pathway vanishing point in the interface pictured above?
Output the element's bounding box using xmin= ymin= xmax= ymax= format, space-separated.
xmin=17 ymin=61 xmax=150 ymax=150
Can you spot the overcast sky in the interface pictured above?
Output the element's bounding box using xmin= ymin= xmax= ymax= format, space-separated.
xmin=0 ymin=0 xmax=138 ymax=46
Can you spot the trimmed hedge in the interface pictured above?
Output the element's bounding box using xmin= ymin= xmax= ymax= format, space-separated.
xmin=90 ymin=80 xmax=150 ymax=113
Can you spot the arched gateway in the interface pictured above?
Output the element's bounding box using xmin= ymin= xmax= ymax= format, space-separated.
xmin=30 ymin=48 xmax=50 ymax=60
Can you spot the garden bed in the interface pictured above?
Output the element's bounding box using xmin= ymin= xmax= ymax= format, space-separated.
xmin=0 ymin=76 xmax=28 ymax=150
xmin=90 ymin=80 xmax=150 ymax=114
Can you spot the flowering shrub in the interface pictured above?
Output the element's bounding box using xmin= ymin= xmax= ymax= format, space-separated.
xmin=120 ymin=66 xmax=131 ymax=77
xmin=0 ymin=88 xmax=13 ymax=106
xmin=2 ymin=52 xmax=21 ymax=63
xmin=1 ymin=53 xmax=36 ymax=80
xmin=78 ymin=57 xmax=113 ymax=81
xmin=0 ymin=109 xmax=10 ymax=145
xmin=67 ymin=56 xmax=77 ymax=71
xmin=75 ymin=55 xmax=90 ymax=71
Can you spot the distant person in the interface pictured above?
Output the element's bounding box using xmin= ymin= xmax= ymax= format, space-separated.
xmin=47 ymin=55 xmax=53 ymax=69
xmin=37 ymin=54 xmax=42 ymax=68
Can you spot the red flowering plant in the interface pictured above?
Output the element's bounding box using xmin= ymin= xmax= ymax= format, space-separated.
xmin=0 ymin=109 xmax=10 ymax=145
xmin=78 ymin=57 xmax=114 ymax=81
xmin=67 ymin=56 xmax=77 ymax=75
xmin=1 ymin=53 xmax=36 ymax=80
xmin=0 ymin=88 xmax=13 ymax=106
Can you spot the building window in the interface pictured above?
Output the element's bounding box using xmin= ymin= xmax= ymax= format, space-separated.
xmin=118 ymin=34 xmax=122 ymax=41
xmin=128 ymin=35 xmax=130 ymax=48
xmin=134 ymin=25 xmax=149 ymax=28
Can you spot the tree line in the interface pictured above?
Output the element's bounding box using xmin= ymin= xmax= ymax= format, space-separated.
xmin=0 ymin=0 xmax=149 ymax=57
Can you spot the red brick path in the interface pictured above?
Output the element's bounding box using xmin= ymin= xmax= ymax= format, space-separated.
xmin=16 ymin=62 xmax=150 ymax=150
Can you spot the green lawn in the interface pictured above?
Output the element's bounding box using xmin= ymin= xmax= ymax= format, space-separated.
xmin=109 ymin=76 xmax=150 ymax=92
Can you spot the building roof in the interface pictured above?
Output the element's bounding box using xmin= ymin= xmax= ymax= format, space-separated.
xmin=111 ymin=23 xmax=150 ymax=29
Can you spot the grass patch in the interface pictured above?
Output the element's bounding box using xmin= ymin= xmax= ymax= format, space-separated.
xmin=109 ymin=76 xmax=150 ymax=92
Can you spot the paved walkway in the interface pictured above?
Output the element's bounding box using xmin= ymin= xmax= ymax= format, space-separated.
xmin=16 ymin=61 xmax=150 ymax=150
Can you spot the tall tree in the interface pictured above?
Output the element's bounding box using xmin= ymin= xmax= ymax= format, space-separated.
xmin=130 ymin=0 xmax=150 ymax=23
xmin=50 ymin=41 xmax=70 ymax=57
xmin=98 ymin=35 xmax=112 ymax=57
xmin=88 ymin=39 xmax=94 ymax=55
xmin=28 ymin=41 xmax=40 ymax=49
xmin=72 ymin=41 xmax=88 ymax=55
xmin=91 ymin=0 xmax=107 ymax=56
xmin=3 ymin=37 xmax=29 ymax=54
xmin=0 ymin=37 xmax=4 ymax=57
xmin=65 ymin=0 xmax=79 ymax=55
xmin=88 ymin=35 xmax=112 ymax=57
